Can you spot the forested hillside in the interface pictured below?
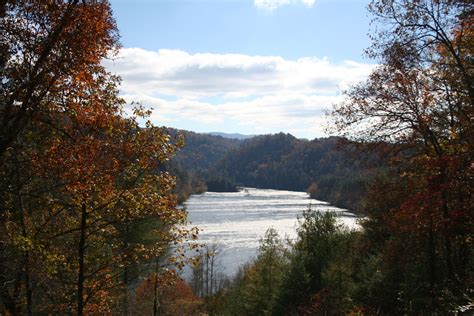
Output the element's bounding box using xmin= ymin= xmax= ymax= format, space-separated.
xmin=168 ymin=129 xmax=241 ymax=171
xmin=165 ymin=129 xmax=242 ymax=201
xmin=217 ymin=134 xmax=386 ymax=211
xmin=171 ymin=131 xmax=385 ymax=211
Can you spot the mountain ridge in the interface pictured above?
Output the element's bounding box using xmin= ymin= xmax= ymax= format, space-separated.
xmin=208 ymin=132 xmax=256 ymax=140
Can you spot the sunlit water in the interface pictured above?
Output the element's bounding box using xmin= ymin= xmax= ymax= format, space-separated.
xmin=183 ymin=187 xmax=358 ymax=277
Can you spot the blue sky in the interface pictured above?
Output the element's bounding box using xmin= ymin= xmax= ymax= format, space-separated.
xmin=106 ymin=0 xmax=375 ymax=139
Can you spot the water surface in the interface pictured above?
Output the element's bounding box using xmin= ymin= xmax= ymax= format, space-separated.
xmin=184 ymin=187 xmax=357 ymax=276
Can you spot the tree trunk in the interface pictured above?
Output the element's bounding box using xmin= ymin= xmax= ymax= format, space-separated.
xmin=18 ymin=186 xmax=32 ymax=316
xmin=153 ymin=258 xmax=160 ymax=316
xmin=77 ymin=202 xmax=87 ymax=315
xmin=428 ymin=217 xmax=437 ymax=309
xmin=123 ymin=266 xmax=129 ymax=316
xmin=210 ymin=254 xmax=214 ymax=295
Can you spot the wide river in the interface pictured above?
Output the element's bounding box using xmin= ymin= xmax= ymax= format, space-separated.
xmin=184 ymin=187 xmax=358 ymax=277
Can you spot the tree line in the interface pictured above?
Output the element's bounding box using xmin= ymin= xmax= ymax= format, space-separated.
xmin=171 ymin=131 xmax=386 ymax=212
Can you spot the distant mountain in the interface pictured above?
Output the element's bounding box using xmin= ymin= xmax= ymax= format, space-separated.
xmin=208 ymin=132 xmax=255 ymax=140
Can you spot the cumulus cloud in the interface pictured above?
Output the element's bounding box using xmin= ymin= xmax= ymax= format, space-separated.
xmin=254 ymin=0 xmax=316 ymax=11
xmin=103 ymin=48 xmax=374 ymax=138
xmin=105 ymin=48 xmax=372 ymax=98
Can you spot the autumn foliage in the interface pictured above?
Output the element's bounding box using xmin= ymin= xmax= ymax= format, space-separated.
xmin=211 ymin=1 xmax=472 ymax=314
xmin=329 ymin=0 xmax=473 ymax=312
xmin=135 ymin=270 xmax=203 ymax=316
xmin=1 ymin=0 xmax=472 ymax=314
xmin=0 ymin=1 xmax=194 ymax=315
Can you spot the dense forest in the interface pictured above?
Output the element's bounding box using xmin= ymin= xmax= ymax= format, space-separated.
xmin=170 ymin=131 xmax=385 ymax=212
xmin=1 ymin=0 xmax=472 ymax=315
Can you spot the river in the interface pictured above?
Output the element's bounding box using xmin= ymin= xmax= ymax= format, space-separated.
xmin=184 ymin=187 xmax=358 ymax=277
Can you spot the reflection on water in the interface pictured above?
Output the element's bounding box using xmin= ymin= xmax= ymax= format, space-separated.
xmin=184 ymin=187 xmax=358 ymax=277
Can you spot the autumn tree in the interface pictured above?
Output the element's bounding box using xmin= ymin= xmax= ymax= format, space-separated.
xmin=135 ymin=270 xmax=203 ymax=316
xmin=0 ymin=0 xmax=119 ymax=155
xmin=1 ymin=1 xmax=118 ymax=313
xmin=329 ymin=0 xmax=473 ymax=312
xmin=1 ymin=68 xmax=191 ymax=314
xmin=0 ymin=1 xmax=195 ymax=314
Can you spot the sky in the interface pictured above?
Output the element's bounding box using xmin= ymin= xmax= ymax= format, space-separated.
xmin=105 ymin=0 xmax=375 ymax=139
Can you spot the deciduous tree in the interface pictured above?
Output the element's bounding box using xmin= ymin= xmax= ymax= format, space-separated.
xmin=0 ymin=1 xmax=195 ymax=314
xmin=329 ymin=0 xmax=473 ymax=312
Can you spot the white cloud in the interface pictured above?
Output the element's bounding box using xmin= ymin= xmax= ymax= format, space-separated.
xmin=103 ymin=48 xmax=374 ymax=138
xmin=301 ymin=0 xmax=316 ymax=6
xmin=105 ymin=48 xmax=372 ymax=98
xmin=254 ymin=0 xmax=315 ymax=11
